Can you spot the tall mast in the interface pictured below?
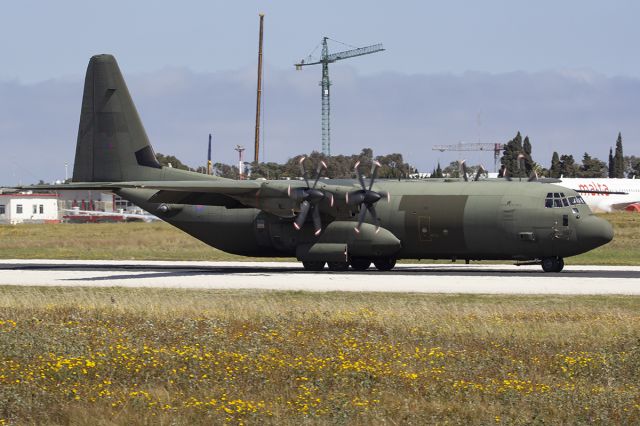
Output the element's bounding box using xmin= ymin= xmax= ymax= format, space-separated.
xmin=320 ymin=37 xmax=331 ymax=156
xmin=254 ymin=13 xmax=265 ymax=163
xmin=207 ymin=133 xmax=212 ymax=175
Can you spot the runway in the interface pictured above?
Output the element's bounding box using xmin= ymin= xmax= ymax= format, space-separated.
xmin=1 ymin=259 xmax=639 ymax=294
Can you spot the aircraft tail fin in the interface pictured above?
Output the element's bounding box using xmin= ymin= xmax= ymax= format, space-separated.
xmin=72 ymin=54 xmax=163 ymax=182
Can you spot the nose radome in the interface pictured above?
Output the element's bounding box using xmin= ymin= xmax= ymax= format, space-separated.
xmin=580 ymin=216 xmax=614 ymax=249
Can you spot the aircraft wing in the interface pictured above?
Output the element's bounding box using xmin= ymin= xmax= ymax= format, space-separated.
xmin=115 ymin=180 xmax=262 ymax=194
xmin=16 ymin=179 xmax=353 ymax=217
xmin=15 ymin=180 xmax=262 ymax=194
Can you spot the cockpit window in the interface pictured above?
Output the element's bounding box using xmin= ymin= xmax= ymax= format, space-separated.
xmin=545 ymin=192 xmax=580 ymax=208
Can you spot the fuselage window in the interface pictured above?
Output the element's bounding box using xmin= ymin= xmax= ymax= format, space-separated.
xmin=545 ymin=198 xmax=553 ymax=208
xmin=568 ymin=196 xmax=576 ymax=205
xmin=562 ymin=198 xmax=569 ymax=207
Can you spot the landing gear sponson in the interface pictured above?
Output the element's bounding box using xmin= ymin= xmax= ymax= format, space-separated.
xmin=302 ymin=257 xmax=397 ymax=272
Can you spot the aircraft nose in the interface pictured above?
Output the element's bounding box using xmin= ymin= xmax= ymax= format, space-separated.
xmin=579 ymin=216 xmax=614 ymax=249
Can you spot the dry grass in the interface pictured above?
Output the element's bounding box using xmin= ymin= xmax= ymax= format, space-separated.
xmin=1 ymin=288 xmax=639 ymax=424
xmin=1 ymin=212 xmax=639 ymax=265
xmin=0 ymin=222 xmax=269 ymax=261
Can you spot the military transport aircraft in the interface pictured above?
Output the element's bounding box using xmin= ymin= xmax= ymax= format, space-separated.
xmin=21 ymin=55 xmax=614 ymax=273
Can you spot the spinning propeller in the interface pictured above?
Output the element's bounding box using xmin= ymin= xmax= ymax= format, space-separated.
xmin=459 ymin=160 xmax=469 ymax=182
xmin=459 ymin=160 xmax=486 ymax=182
xmin=346 ymin=160 xmax=390 ymax=233
xmin=288 ymin=157 xmax=333 ymax=236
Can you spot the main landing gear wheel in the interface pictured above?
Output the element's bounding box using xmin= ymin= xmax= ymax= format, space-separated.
xmin=327 ymin=261 xmax=349 ymax=272
xmin=349 ymin=258 xmax=372 ymax=271
xmin=302 ymin=261 xmax=325 ymax=271
xmin=541 ymin=257 xmax=564 ymax=273
xmin=373 ymin=258 xmax=396 ymax=271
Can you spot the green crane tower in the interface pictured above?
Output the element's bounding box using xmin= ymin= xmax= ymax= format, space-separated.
xmin=295 ymin=37 xmax=384 ymax=156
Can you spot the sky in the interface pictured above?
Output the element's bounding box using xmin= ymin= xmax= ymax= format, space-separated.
xmin=1 ymin=1 xmax=639 ymax=184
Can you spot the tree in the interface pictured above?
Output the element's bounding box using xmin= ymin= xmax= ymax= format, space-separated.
xmin=156 ymin=148 xmax=419 ymax=181
xmin=559 ymin=154 xmax=578 ymax=178
xmin=608 ymin=147 xmax=615 ymax=178
xmin=442 ymin=161 xmax=461 ymax=178
xmin=550 ymin=151 xmax=561 ymax=178
xmin=625 ymin=155 xmax=640 ymax=178
xmin=213 ymin=162 xmax=238 ymax=179
xmin=614 ymin=132 xmax=625 ymax=178
xmin=500 ymin=131 xmax=524 ymax=177
xmin=431 ymin=162 xmax=443 ymax=178
xmin=522 ymin=136 xmax=534 ymax=176
xmin=375 ymin=153 xmax=413 ymax=179
xmin=577 ymin=153 xmax=607 ymax=178
xmin=156 ymin=153 xmax=193 ymax=171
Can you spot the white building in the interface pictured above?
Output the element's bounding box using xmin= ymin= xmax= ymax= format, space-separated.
xmin=0 ymin=193 xmax=60 ymax=224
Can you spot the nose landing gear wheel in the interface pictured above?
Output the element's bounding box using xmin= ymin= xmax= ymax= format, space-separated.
xmin=373 ymin=258 xmax=396 ymax=271
xmin=541 ymin=257 xmax=564 ymax=272
xmin=302 ymin=261 xmax=325 ymax=271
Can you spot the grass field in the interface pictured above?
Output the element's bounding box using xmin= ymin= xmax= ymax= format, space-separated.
xmin=0 ymin=212 xmax=638 ymax=264
xmin=1 ymin=288 xmax=639 ymax=424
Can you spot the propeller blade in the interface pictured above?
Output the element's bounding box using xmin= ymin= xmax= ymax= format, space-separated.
xmin=294 ymin=200 xmax=311 ymax=230
xmin=517 ymin=154 xmax=525 ymax=171
xmin=528 ymin=171 xmax=538 ymax=182
xmin=329 ymin=193 xmax=334 ymax=207
xmin=379 ymin=191 xmax=391 ymax=202
xmin=312 ymin=160 xmax=327 ymax=188
xmin=299 ymin=156 xmax=309 ymax=187
xmin=369 ymin=160 xmax=381 ymax=190
xmin=354 ymin=161 xmax=367 ymax=190
xmin=354 ymin=206 xmax=368 ymax=233
xmin=474 ymin=165 xmax=485 ymax=182
xmin=367 ymin=204 xmax=382 ymax=233
xmin=459 ymin=160 xmax=468 ymax=182
xmin=312 ymin=207 xmax=322 ymax=236
xmin=367 ymin=204 xmax=378 ymax=225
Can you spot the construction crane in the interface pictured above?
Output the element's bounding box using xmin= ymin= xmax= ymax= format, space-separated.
xmin=295 ymin=37 xmax=384 ymax=156
xmin=432 ymin=142 xmax=505 ymax=172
